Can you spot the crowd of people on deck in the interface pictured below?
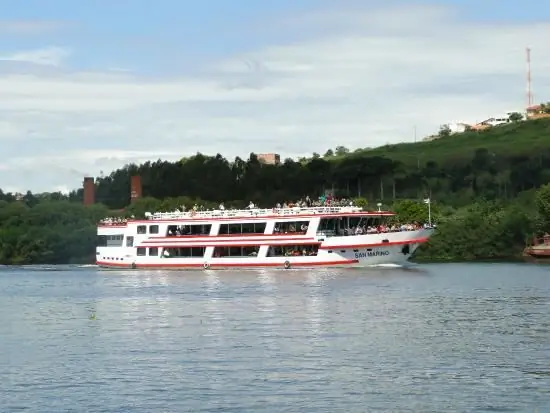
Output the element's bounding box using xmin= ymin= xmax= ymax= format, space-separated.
xmin=99 ymin=194 xmax=356 ymax=224
xmin=98 ymin=194 xmax=434 ymax=231
xmin=206 ymin=194 xmax=355 ymax=212
xmin=341 ymin=222 xmax=428 ymax=236
xmin=99 ymin=217 xmax=130 ymax=225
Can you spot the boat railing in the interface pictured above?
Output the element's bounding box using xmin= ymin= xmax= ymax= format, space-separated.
xmin=145 ymin=206 xmax=364 ymax=220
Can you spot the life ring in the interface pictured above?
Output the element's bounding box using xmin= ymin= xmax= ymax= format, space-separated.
xmin=203 ymin=263 xmax=210 ymax=270
xmin=284 ymin=260 xmax=291 ymax=270
xmin=131 ymin=262 xmax=136 ymax=269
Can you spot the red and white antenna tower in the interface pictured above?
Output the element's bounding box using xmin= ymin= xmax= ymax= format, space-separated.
xmin=526 ymin=47 xmax=533 ymax=108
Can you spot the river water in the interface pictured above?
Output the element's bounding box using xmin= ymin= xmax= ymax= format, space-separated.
xmin=0 ymin=263 xmax=549 ymax=412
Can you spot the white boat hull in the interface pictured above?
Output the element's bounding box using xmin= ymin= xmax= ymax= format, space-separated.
xmin=96 ymin=229 xmax=432 ymax=270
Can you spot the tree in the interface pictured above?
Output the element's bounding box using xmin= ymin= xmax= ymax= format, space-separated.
xmin=535 ymin=183 xmax=550 ymax=230
xmin=509 ymin=112 xmax=523 ymax=122
xmin=438 ymin=124 xmax=452 ymax=138
xmin=335 ymin=146 xmax=349 ymax=156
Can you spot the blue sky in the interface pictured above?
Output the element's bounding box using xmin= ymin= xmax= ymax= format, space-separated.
xmin=1 ymin=0 xmax=550 ymax=193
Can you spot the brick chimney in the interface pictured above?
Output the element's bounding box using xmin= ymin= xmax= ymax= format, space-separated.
xmin=130 ymin=175 xmax=142 ymax=203
xmin=83 ymin=177 xmax=95 ymax=205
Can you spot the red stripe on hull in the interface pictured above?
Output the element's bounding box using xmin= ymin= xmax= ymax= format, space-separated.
xmin=96 ymin=259 xmax=358 ymax=269
xmin=139 ymin=242 xmax=322 ymax=248
xmin=142 ymin=236 xmax=314 ymax=244
xmin=149 ymin=233 xmax=308 ymax=239
xmin=319 ymin=237 xmax=428 ymax=249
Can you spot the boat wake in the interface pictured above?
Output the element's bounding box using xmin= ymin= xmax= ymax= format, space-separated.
xmin=366 ymin=263 xmax=404 ymax=268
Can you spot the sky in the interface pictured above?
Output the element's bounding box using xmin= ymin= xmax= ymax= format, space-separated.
xmin=1 ymin=0 xmax=550 ymax=194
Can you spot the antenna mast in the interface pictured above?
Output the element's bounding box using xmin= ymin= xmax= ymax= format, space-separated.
xmin=526 ymin=47 xmax=533 ymax=108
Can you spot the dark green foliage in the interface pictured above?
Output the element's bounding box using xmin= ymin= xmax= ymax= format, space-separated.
xmin=0 ymin=201 xmax=109 ymax=265
xmin=414 ymin=201 xmax=534 ymax=262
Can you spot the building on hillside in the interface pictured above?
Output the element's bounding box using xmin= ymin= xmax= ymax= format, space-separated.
xmin=257 ymin=153 xmax=281 ymax=165
xmin=470 ymin=111 xmax=524 ymax=130
xmin=526 ymin=104 xmax=550 ymax=119
xmin=470 ymin=123 xmax=491 ymax=131
xmin=447 ymin=122 xmax=471 ymax=134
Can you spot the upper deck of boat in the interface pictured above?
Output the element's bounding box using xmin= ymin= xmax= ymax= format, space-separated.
xmin=98 ymin=206 xmax=396 ymax=227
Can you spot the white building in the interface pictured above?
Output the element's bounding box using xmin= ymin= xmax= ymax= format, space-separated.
xmin=446 ymin=122 xmax=470 ymax=133
xmin=477 ymin=111 xmax=524 ymax=127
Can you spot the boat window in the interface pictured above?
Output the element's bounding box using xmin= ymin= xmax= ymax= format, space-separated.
xmin=126 ymin=236 xmax=134 ymax=247
xmin=218 ymin=223 xmax=267 ymax=235
xmin=213 ymin=246 xmax=260 ymax=257
xmin=136 ymin=247 xmax=146 ymax=256
xmin=162 ymin=247 xmax=206 ymax=258
xmin=317 ymin=218 xmax=339 ymax=237
xmin=99 ymin=234 xmax=124 ymax=247
xmin=149 ymin=225 xmax=159 ymax=234
xmin=137 ymin=225 xmax=147 ymax=234
xmin=317 ymin=216 xmax=392 ymax=237
xmin=266 ymin=244 xmax=319 ymax=257
xmin=273 ymin=221 xmax=309 ymax=234
xmin=166 ymin=224 xmax=211 ymax=236
xmin=148 ymin=247 xmax=158 ymax=256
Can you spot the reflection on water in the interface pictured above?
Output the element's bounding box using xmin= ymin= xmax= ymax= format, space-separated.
xmin=0 ymin=263 xmax=549 ymax=412
xmin=304 ymin=271 xmax=326 ymax=337
xmin=257 ymin=270 xmax=276 ymax=317
xmin=202 ymin=271 xmax=223 ymax=340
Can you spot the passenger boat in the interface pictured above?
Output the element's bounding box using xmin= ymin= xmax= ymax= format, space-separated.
xmin=96 ymin=206 xmax=434 ymax=269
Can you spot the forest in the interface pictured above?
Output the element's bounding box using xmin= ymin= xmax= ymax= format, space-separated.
xmin=2 ymin=117 xmax=550 ymax=265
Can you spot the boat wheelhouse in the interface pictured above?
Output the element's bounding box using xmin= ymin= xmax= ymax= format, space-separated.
xmin=96 ymin=206 xmax=434 ymax=269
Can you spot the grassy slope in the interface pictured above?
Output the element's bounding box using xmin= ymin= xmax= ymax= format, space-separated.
xmin=349 ymin=118 xmax=550 ymax=166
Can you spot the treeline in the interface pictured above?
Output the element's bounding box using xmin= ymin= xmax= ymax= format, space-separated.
xmin=1 ymin=188 xmax=548 ymax=265
xmin=0 ymin=201 xmax=108 ymax=265
xmin=82 ymin=119 xmax=550 ymax=209
xmin=2 ymin=118 xmax=550 ymax=264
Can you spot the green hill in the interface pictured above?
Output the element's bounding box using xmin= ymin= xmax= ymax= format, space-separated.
xmin=355 ymin=118 xmax=550 ymax=167
xmin=362 ymin=119 xmax=550 ymax=164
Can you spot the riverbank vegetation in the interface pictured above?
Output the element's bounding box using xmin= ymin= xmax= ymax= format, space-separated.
xmin=2 ymin=118 xmax=550 ymax=265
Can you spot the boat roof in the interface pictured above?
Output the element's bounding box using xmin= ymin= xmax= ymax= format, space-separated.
xmin=98 ymin=206 xmax=397 ymax=227
xmin=140 ymin=206 xmax=395 ymax=221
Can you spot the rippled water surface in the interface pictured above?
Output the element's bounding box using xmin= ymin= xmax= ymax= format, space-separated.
xmin=1 ymin=263 xmax=549 ymax=412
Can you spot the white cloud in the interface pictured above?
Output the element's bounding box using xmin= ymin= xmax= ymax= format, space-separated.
xmin=0 ymin=46 xmax=70 ymax=66
xmin=1 ymin=3 xmax=550 ymax=193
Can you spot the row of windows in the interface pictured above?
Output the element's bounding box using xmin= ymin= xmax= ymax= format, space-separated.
xmin=137 ymin=225 xmax=159 ymax=234
xmin=137 ymin=247 xmax=159 ymax=256
xmin=96 ymin=234 xmax=124 ymax=247
xmin=274 ymin=221 xmax=309 ymax=233
xmin=168 ymin=225 xmax=211 ymax=236
xmin=135 ymin=244 xmax=320 ymax=258
xmin=137 ymin=221 xmax=311 ymax=236
xmin=114 ymin=217 xmax=394 ymax=238
xmin=318 ymin=217 xmax=386 ymax=231
xmin=219 ymin=223 xmax=266 ymax=235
